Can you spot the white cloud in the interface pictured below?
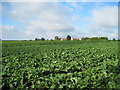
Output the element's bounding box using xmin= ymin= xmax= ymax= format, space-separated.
xmin=3 ymin=25 xmax=14 ymax=30
xmin=0 ymin=26 xmax=2 ymax=39
xmin=2 ymin=25 xmax=24 ymax=40
xmin=92 ymin=6 xmax=118 ymax=27
xmin=2 ymin=2 xmax=118 ymax=40
xmin=87 ymin=6 xmax=118 ymax=39
xmin=2 ymin=0 xmax=59 ymax=2
xmin=72 ymin=15 xmax=80 ymax=21
xmin=64 ymin=0 xmax=118 ymax=2
xmin=2 ymin=2 xmax=77 ymax=39
xmin=108 ymin=33 xmax=118 ymax=38
xmin=3 ymin=0 xmax=118 ymax=2
xmin=0 ymin=5 xmax=2 ymax=39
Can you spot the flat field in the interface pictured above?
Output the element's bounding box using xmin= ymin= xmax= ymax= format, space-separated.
xmin=2 ymin=40 xmax=120 ymax=89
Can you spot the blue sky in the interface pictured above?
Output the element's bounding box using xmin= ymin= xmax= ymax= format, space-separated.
xmin=1 ymin=1 xmax=118 ymax=40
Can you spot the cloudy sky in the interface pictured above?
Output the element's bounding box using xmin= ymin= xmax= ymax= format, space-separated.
xmin=1 ymin=0 xmax=118 ymax=40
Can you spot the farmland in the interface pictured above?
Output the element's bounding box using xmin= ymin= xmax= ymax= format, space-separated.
xmin=1 ymin=40 xmax=120 ymax=89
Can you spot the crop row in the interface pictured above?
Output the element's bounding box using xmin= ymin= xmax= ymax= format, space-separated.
xmin=2 ymin=41 xmax=119 ymax=89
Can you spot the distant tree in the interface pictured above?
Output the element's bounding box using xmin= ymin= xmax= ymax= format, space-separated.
xmin=59 ymin=38 xmax=61 ymax=40
xmin=54 ymin=36 xmax=59 ymax=40
xmin=51 ymin=39 xmax=53 ymax=41
xmin=81 ymin=37 xmax=89 ymax=40
xmin=91 ymin=37 xmax=99 ymax=40
xmin=67 ymin=35 xmax=71 ymax=40
xmin=35 ymin=38 xmax=39 ymax=41
xmin=113 ymin=38 xmax=116 ymax=41
xmin=99 ymin=37 xmax=108 ymax=40
xmin=85 ymin=37 xmax=89 ymax=40
xmin=41 ymin=38 xmax=45 ymax=41
xmin=81 ymin=37 xmax=85 ymax=40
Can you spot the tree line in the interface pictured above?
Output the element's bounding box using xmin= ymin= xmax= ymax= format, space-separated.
xmin=81 ymin=37 xmax=108 ymax=40
xmin=35 ymin=35 xmax=71 ymax=41
xmin=35 ymin=35 xmax=117 ymax=41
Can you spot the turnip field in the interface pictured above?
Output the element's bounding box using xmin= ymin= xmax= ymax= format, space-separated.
xmin=1 ymin=40 xmax=120 ymax=89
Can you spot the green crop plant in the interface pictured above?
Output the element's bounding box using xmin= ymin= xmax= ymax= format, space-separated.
xmin=2 ymin=40 xmax=119 ymax=89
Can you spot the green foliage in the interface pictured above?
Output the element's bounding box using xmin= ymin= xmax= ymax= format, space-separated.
xmin=41 ymin=38 xmax=45 ymax=41
xmin=67 ymin=35 xmax=71 ymax=40
xmin=99 ymin=37 xmax=108 ymax=40
xmin=35 ymin=38 xmax=39 ymax=41
xmin=2 ymin=40 xmax=119 ymax=89
xmin=113 ymin=38 xmax=116 ymax=41
xmin=54 ymin=36 xmax=59 ymax=40
xmin=81 ymin=37 xmax=109 ymax=41
xmin=90 ymin=37 xmax=99 ymax=40
xmin=81 ymin=37 xmax=89 ymax=40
